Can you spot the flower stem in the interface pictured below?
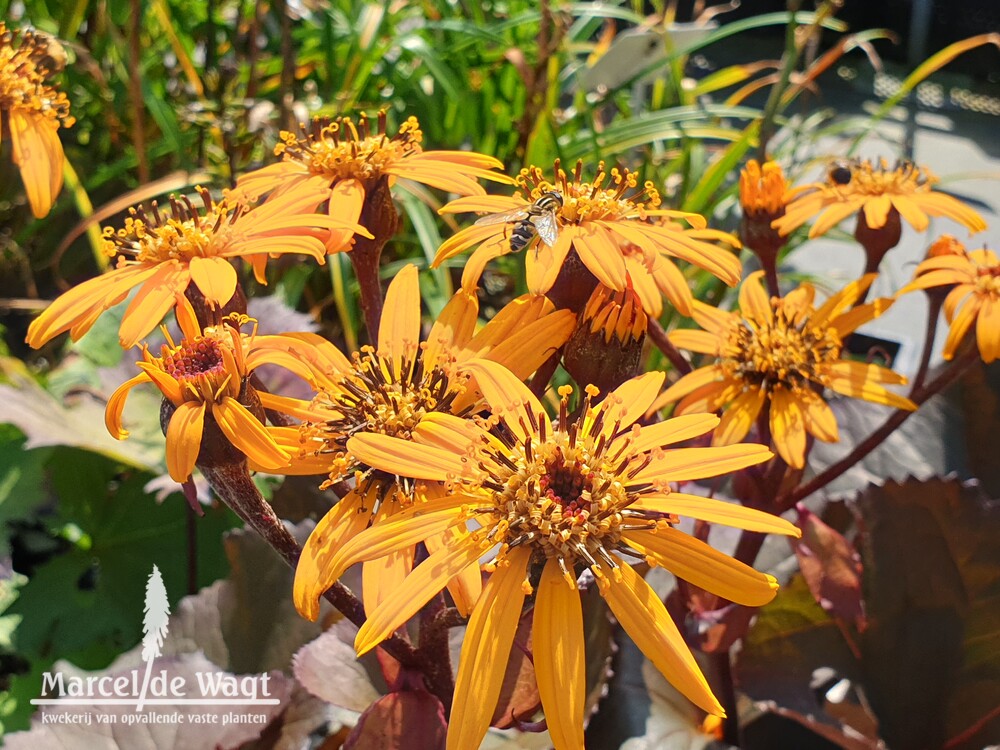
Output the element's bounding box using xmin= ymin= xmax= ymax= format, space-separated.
xmin=349 ymin=247 xmax=385 ymax=345
xmin=646 ymin=318 xmax=692 ymax=375
xmin=349 ymin=176 xmax=399 ymax=343
xmin=417 ymin=593 xmax=456 ymax=713
xmin=912 ymin=293 xmax=943 ymax=391
xmin=776 ymin=346 xmax=979 ymax=510
xmin=201 ymin=463 xmax=421 ymax=668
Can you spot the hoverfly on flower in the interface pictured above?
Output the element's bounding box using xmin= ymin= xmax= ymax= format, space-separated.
xmin=473 ymin=189 xmax=563 ymax=254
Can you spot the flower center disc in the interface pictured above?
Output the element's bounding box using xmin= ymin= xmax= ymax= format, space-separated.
xmin=725 ymin=309 xmax=840 ymax=391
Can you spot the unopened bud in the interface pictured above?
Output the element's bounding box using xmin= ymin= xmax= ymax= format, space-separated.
xmin=563 ymin=283 xmax=647 ymax=394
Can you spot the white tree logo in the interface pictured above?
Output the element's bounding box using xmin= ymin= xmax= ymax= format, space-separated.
xmin=136 ymin=565 xmax=170 ymax=711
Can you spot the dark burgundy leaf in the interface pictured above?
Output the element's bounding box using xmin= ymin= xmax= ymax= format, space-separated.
xmin=793 ymin=503 xmax=866 ymax=631
xmin=345 ymin=691 xmax=447 ymax=750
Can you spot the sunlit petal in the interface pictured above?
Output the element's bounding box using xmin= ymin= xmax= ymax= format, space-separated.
xmin=165 ymin=401 xmax=206 ymax=483
xmin=627 ymin=527 xmax=779 ymax=606
xmin=356 ymin=535 xmax=488 ymax=657
xmin=599 ymin=559 xmax=723 ymax=716
xmin=634 ymin=492 xmax=799 ymax=535
xmin=534 ymin=559 xmax=585 ymax=750
xmin=446 ymin=546 xmax=531 ymax=750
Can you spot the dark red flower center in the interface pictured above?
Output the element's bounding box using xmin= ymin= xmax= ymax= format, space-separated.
xmin=162 ymin=338 xmax=225 ymax=382
xmin=539 ymin=449 xmax=593 ymax=519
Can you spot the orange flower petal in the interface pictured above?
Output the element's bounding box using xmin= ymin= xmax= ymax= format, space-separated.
xmin=534 ymin=559 xmax=585 ymax=750
xmin=356 ymin=533 xmax=487 ymax=657
xmin=808 ymin=199 xmax=864 ymax=238
xmin=862 ymin=194 xmax=893 ymax=229
xmin=599 ymin=559 xmax=724 ymax=716
xmin=634 ymin=492 xmax=800 ymax=535
xmin=385 ymin=163 xmax=486 ymax=196
xmin=425 ymin=289 xmax=478 ymax=370
xmin=633 ymin=443 xmax=772 ymax=483
xmin=676 ymin=380 xmax=742 ymax=415
xmin=9 ymin=110 xmax=63 ymax=219
xmin=409 ymin=151 xmax=505 ymax=170
xmin=913 ymin=191 xmax=987 ymax=233
xmin=411 ymin=412 xmax=484 ymax=454
xmin=446 ymin=546 xmax=531 ymax=750
xmin=626 ymin=527 xmax=779 ymax=606
xmin=435 ymin=224 xmax=506 ymax=265
xmin=898 ymin=269 xmax=972 ymax=295
xmin=326 ymin=178 xmax=366 ymax=253
xmin=165 ymin=400 xmax=206 ymax=483
xmin=459 ymin=237 xmax=508 ymax=292
xmin=769 ymin=386 xmax=806 ymax=469
xmin=890 ymin=194 xmax=930 ymax=232
xmin=327 ymin=491 xmax=471 ymax=584
xmin=526 ymin=225 xmax=576 ymax=294
xmin=424 ymin=521 xmax=483 ymax=618
xmin=713 ymin=387 xmax=765 ymax=446
xmin=976 ymin=295 xmax=1000 ymax=363
xmin=212 ymin=396 xmax=290 ymax=470
xmin=819 ymin=359 xmax=906 ymax=386
xmin=105 ymin=372 xmax=153 ymax=439
xmin=821 ymin=372 xmax=917 ymax=411
xmin=118 ymin=262 xmax=193 ymax=348
xmin=362 ymin=539 xmax=415 ymax=616
xmin=466 ymin=292 xmax=552 ymax=354
xmin=627 ymin=253 xmax=665 ymax=318
xmin=233 ymin=162 xmax=309 ymax=202
xmin=628 ymin=413 xmax=720 ymax=454
xmin=652 ymin=366 xmax=725 ymax=411
xmin=812 ymin=274 xmax=876 ymax=327
xmin=690 ymin=300 xmax=735 ymax=336
xmin=598 ymin=372 xmax=666 ymax=439
xmin=667 ymin=329 xmax=719 ymax=354
xmin=294 ymin=490 xmax=376 ymax=621
xmin=25 ymin=264 xmax=161 ymax=348
xmin=379 ymin=264 xmax=421 ymax=377
xmin=439 ymin=194 xmax=524 ymax=215
xmin=798 ymin=387 xmax=839 ymax=443
xmin=573 ymin=222 xmax=627 ymax=291
xmin=830 ymin=298 xmax=893 ymax=338
xmin=942 ymin=293 xmax=982 ymax=358
xmin=739 ymin=271 xmax=773 ymax=327
xmin=348 ymin=432 xmax=467 ymax=479
xmin=648 ymin=255 xmax=694 ymax=316
xmin=461 ymin=359 xmax=551 ymax=443
xmin=189 ymin=255 xmax=238 ymax=309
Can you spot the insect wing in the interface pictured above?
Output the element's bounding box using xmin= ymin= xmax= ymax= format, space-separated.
xmin=531 ymin=210 xmax=560 ymax=247
xmin=474 ymin=207 xmax=530 ymax=227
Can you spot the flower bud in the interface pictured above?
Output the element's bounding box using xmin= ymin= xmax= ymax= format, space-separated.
xmin=563 ymin=283 xmax=647 ymax=394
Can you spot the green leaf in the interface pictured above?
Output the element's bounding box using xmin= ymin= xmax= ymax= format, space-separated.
xmin=4 ymin=451 xmax=236 ymax=663
xmin=0 ymin=427 xmax=52 ymax=558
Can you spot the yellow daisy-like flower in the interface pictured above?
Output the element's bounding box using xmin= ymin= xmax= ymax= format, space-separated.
xmin=651 ymin=271 xmax=916 ymax=469
xmin=900 ymin=242 xmax=1000 ymax=363
xmin=104 ymin=311 xmax=292 ymax=483
xmin=0 ymin=23 xmax=74 ymax=218
xmin=258 ymin=264 xmax=576 ymax=618
xmin=234 ymin=111 xmax=509 ymax=252
xmin=434 ymin=160 xmax=743 ymax=303
xmin=320 ymin=365 xmax=798 ymax=749
xmin=25 ymin=186 xmax=370 ymax=350
xmin=773 ymin=158 xmax=986 ymax=240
